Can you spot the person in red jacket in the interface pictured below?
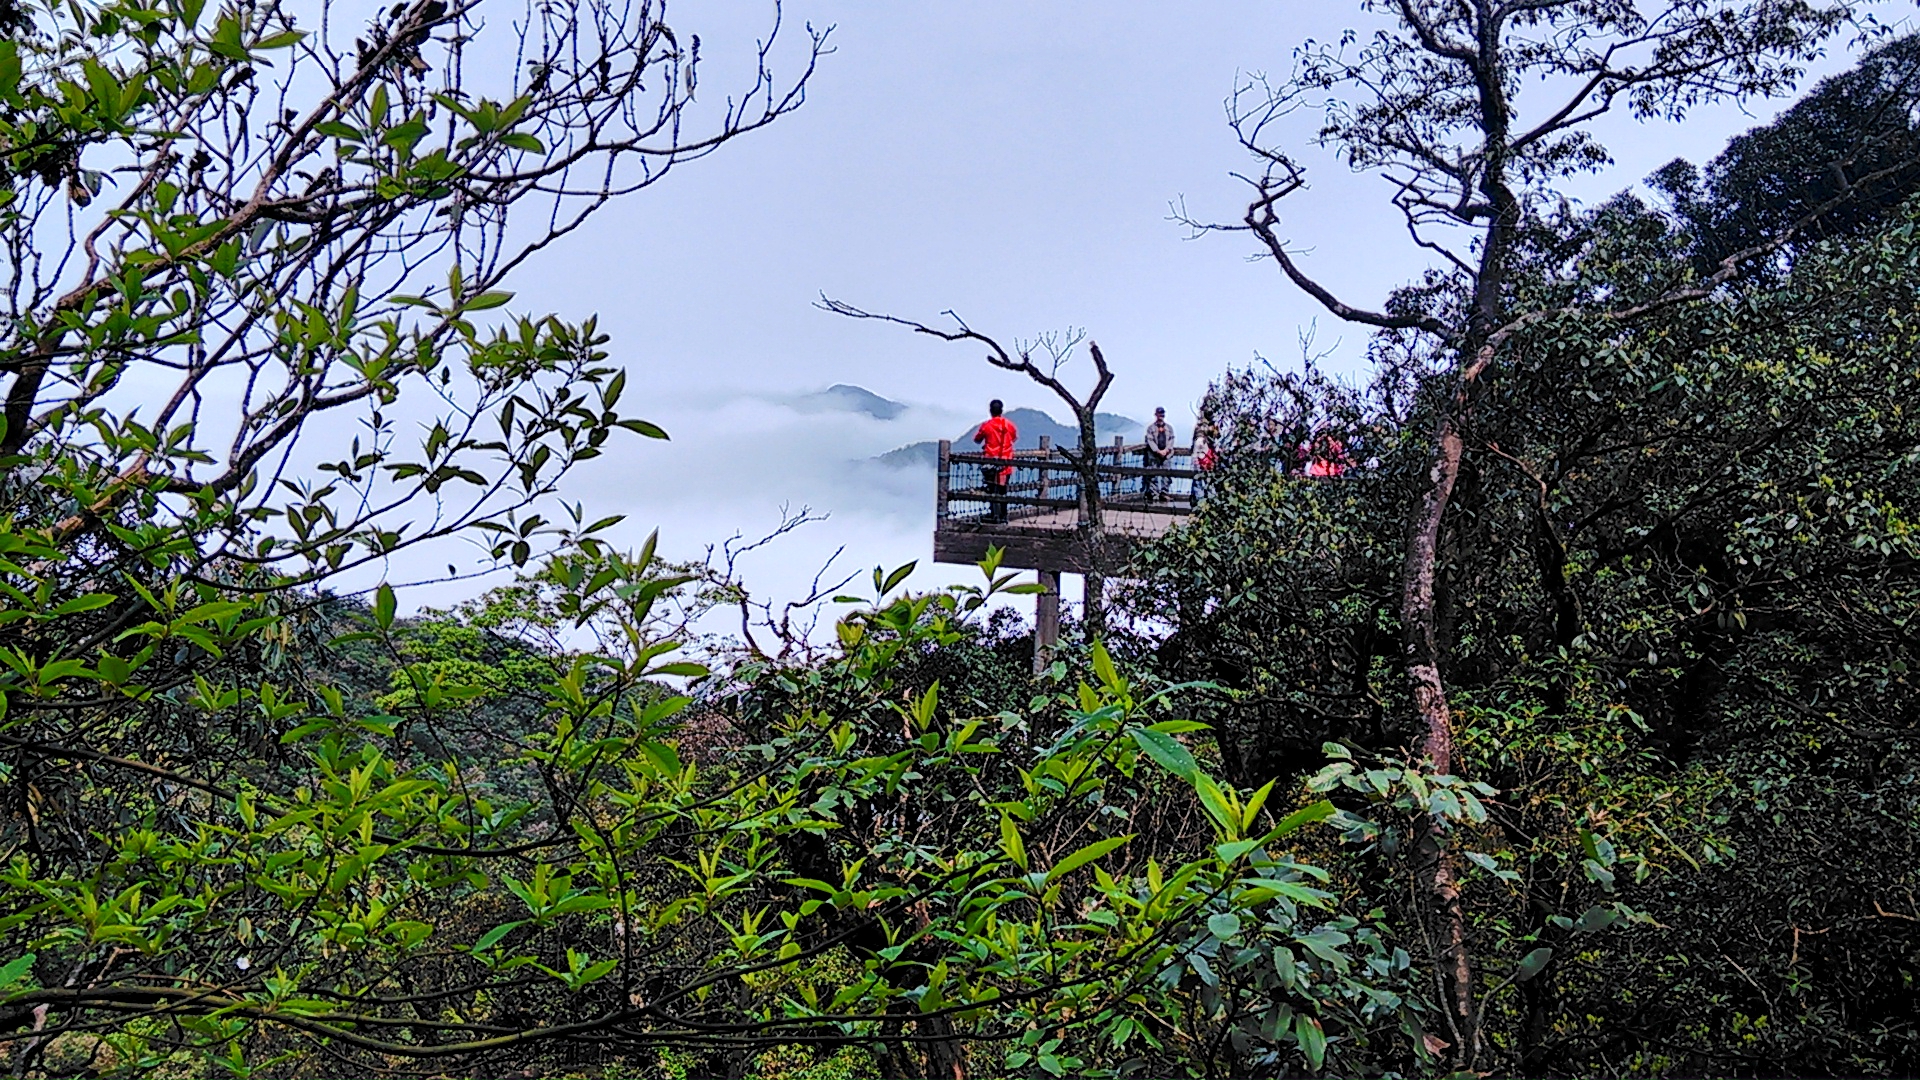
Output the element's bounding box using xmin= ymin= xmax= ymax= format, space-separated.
xmin=974 ymin=399 xmax=1017 ymax=523
xmin=1304 ymin=425 xmax=1349 ymax=478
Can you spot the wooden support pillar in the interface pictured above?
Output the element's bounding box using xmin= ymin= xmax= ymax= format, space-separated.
xmin=1035 ymin=568 xmax=1061 ymax=675
xmin=936 ymin=439 xmax=951 ymax=523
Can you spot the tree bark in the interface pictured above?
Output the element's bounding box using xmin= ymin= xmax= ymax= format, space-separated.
xmin=1076 ymin=405 xmax=1107 ymax=637
xmin=1400 ymin=419 xmax=1478 ymax=1062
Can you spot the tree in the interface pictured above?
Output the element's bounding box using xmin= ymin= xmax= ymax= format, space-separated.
xmin=1125 ymin=359 xmax=1410 ymax=786
xmin=1447 ymin=190 xmax=1920 ymax=1076
xmin=0 ymin=0 xmax=826 ymax=1068
xmin=1188 ymin=0 xmax=1907 ymax=1064
xmin=0 ymin=4 xmax=1413 ymax=1073
xmin=1137 ymin=40 xmax=1920 ymax=1065
xmin=3 ymin=532 xmax=1422 ymax=1076
xmin=818 ymin=303 xmax=1120 ymax=635
xmin=1652 ymin=32 xmax=1920 ymax=271
xmin=2 ymin=0 xmax=822 ymax=571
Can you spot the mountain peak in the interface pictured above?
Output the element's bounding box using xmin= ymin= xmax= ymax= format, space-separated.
xmin=790 ymin=384 xmax=907 ymax=421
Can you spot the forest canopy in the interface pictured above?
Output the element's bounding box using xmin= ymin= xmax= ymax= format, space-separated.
xmin=1 ymin=0 xmax=1917 ymax=1078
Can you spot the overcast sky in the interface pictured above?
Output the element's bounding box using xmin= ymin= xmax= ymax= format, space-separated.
xmin=404 ymin=0 xmax=1896 ymax=619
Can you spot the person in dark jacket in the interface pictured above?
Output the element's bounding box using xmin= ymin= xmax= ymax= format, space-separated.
xmin=1143 ymin=406 xmax=1176 ymax=500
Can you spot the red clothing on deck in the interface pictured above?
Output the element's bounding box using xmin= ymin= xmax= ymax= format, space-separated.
xmin=975 ymin=415 xmax=1018 ymax=482
xmin=1305 ymin=437 xmax=1347 ymax=478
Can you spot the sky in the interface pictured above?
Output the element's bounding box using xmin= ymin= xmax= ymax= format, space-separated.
xmin=400 ymin=0 xmax=1897 ymax=623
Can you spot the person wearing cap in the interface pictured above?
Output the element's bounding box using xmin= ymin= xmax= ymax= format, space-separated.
xmin=974 ymin=399 xmax=1017 ymax=523
xmin=1143 ymin=406 xmax=1176 ymax=501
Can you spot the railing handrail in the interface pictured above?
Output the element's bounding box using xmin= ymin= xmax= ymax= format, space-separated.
xmin=939 ymin=439 xmax=1205 ymax=529
xmin=947 ymin=449 xmax=1193 ymax=469
xmin=951 ymin=443 xmax=1194 ymax=457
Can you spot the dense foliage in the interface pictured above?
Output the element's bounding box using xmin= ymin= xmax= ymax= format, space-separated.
xmin=3 ymin=0 xmax=1918 ymax=1075
xmin=1129 ymin=116 xmax=1920 ymax=1080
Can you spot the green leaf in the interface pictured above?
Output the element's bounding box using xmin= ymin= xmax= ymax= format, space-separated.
xmin=617 ymin=419 xmax=670 ymax=439
xmin=1579 ymin=828 xmax=1617 ymax=866
xmin=1207 ymin=912 xmax=1241 ymax=940
xmin=1046 ymin=834 xmax=1133 ymax=884
xmin=882 ymin=561 xmax=916 ymax=593
xmin=460 ymin=291 xmax=514 ymax=312
xmin=1129 ymin=727 xmax=1197 ymax=782
xmin=279 ymin=719 xmax=334 ymax=744
xmin=1241 ymin=779 xmax=1276 ymax=830
xmin=1216 ymin=838 xmax=1262 ymax=863
xmin=1235 ymin=877 xmax=1333 ymax=908
xmin=571 ymin=958 xmax=617 ymax=988
xmin=1091 ymin=639 xmax=1122 ymax=691
xmin=1294 ymin=1012 xmax=1326 ymax=1070
xmin=0 ymin=953 xmax=35 ymax=988
xmin=1583 ymin=858 xmax=1616 ymax=891
xmin=84 ymin=59 xmax=119 ymax=112
xmin=388 ymin=920 xmax=433 ymax=949
xmin=1193 ymin=774 xmax=1237 ymax=833
xmin=999 ymin=814 xmax=1027 ymax=871
xmin=181 ymin=600 xmax=249 ymax=624
xmin=1266 ymin=799 xmax=1335 ymax=839
xmin=472 ymin=921 xmax=524 ymax=952
xmin=0 ymin=42 xmax=21 ymax=97
xmin=1574 ymin=905 xmax=1619 ymax=933
xmin=1514 ymin=946 xmax=1553 ymax=982
xmin=382 ymin=117 xmax=430 ymax=155
xmin=49 ymin=593 xmax=115 ymax=617
xmin=373 ymin=583 xmax=396 ymax=630
xmin=640 ymin=741 xmax=682 ymax=777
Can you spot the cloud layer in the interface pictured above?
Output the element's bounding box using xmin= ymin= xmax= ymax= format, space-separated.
xmin=559 ymin=384 xmax=1123 ymax=627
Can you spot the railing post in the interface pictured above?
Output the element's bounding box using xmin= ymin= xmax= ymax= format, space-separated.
xmin=936 ymin=439 xmax=951 ymax=524
xmin=1112 ymin=434 xmax=1125 ymax=500
xmin=1037 ymin=435 xmax=1051 ymax=505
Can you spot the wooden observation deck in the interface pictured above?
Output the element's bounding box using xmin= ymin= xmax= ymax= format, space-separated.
xmin=932 ymin=435 xmax=1196 ymax=667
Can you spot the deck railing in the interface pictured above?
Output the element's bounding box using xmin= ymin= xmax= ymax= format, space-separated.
xmin=936 ymin=435 xmax=1199 ymax=527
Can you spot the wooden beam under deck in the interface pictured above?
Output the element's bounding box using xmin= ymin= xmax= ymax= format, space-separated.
xmin=933 ymin=510 xmax=1181 ymax=574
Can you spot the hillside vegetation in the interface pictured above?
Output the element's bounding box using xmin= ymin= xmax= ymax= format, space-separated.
xmin=1 ymin=0 xmax=1916 ymax=1077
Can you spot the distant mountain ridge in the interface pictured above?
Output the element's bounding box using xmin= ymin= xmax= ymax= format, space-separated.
xmin=773 ymin=385 xmax=1144 ymax=471
xmin=790 ymin=384 xmax=906 ymax=420
xmin=875 ymin=407 xmax=1142 ymax=470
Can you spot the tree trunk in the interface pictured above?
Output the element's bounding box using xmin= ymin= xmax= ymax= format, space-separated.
xmin=919 ymin=1016 xmax=968 ymax=1080
xmin=1077 ymin=410 xmax=1106 ymax=637
xmin=1403 ymin=13 xmax=1523 ymax=1043
xmin=1401 ymin=417 xmax=1478 ymax=1064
